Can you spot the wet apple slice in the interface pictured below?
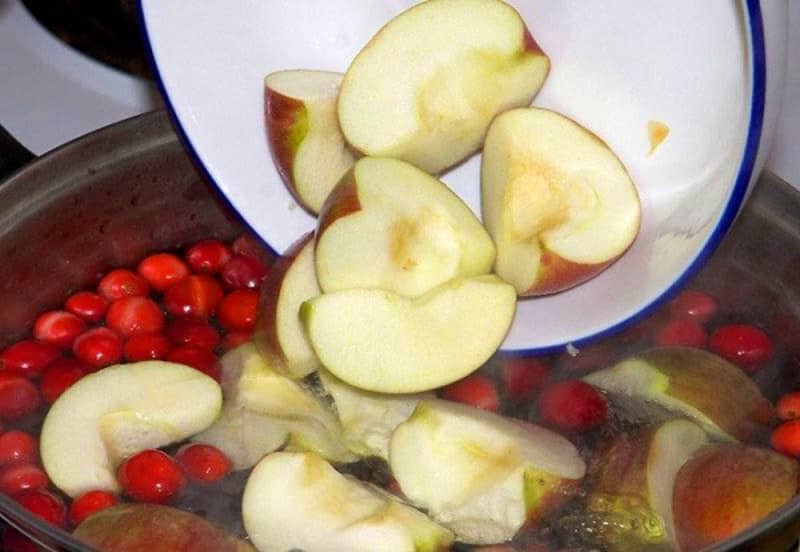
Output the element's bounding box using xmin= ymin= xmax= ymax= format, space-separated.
xmin=302 ymin=275 xmax=516 ymax=393
xmin=253 ymin=232 xmax=321 ymax=379
xmin=192 ymin=343 xmax=355 ymax=469
xmin=265 ymin=70 xmax=356 ymax=214
xmin=482 ymin=107 xmax=640 ymax=295
xmin=40 ymin=361 xmax=222 ymax=497
xmin=243 ymin=451 xmax=454 ymax=552
xmin=315 ymin=157 xmax=495 ymax=298
xmin=389 ymin=399 xmax=585 ymax=544
xmin=338 ymin=0 xmax=549 ymax=174
xmin=584 ymin=347 xmax=772 ymax=441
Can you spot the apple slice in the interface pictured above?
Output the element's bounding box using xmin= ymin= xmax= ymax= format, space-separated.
xmin=586 ymin=419 xmax=708 ymax=548
xmin=481 ymin=107 xmax=641 ymax=295
xmin=389 ymin=399 xmax=585 ymax=544
xmin=673 ymin=444 xmax=798 ymax=551
xmin=265 ymin=70 xmax=356 ymax=214
xmin=302 ymin=275 xmax=516 ymax=393
xmin=192 ymin=343 xmax=356 ymax=469
xmin=584 ymin=347 xmax=772 ymax=441
xmin=40 ymin=361 xmax=222 ymax=497
xmin=338 ymin=0 xmax=549 ymax=174
xmin=317 ymin=369 xmax=433 ymax=459
xmin=243 ymin=451 xmax=454 ymax=552
xmin=254 ymin=232 xmax=321 ymax=379
xmin=315 ymin=157 xmax=496 ymax=298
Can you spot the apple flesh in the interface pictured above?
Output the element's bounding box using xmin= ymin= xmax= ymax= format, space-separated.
xmin=253 ymin=232 xmax=321 ymax=379
xmin=338 ymin=0 xmax=549 ymax=175
xmin=389 ymin=399 xmax=585 ymax=544
xmin=74 ymin=504 xmax=254 ymax=552
xmin=673 ymin=444 xmax=798 ymax=551
xmin=193 ymin=343 xmax=356 ymax=469
xmin=317 ymin=369 xmax=433 ymax=460
xmin=40 ymin=361 xmax=221 ymax=497
xmin=481 ymin=107 xmax=641 ymax=295
xmin=302 ymin=275 xmax=516 ymax=394
xmin=242 ymin=451 xmax=454 ymax=552
xmin=584 ymin=347 xmax=772 ymax=442
xmin=265 ymin=70 xmax=356 ymax=214
xmin=315 ymin=157 xmax=496 ymax=298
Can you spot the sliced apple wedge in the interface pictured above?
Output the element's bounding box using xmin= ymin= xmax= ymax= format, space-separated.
xmin=254 ymin=232 xmax=321 ymax=379
xmin=389 ymin=399 xmax=585 ymax=544
xmin=338 ymin=0 xmax=549 ymax=174
xmin=243 ymin=451 xmax=454 ymax=552
xmin=192 ymin=343 xmax=356 ymax=469
xmin=302 ymin=275 xmax=516 ymax=393
xmin=40 ymin=361 xmax=222 ymax=497
xmin=265 ymin=70 xmax=356 ymax=214
xmin=315 ymin=157 xmax=495 ymax=297
xmin=318 ymin=369 xmax=433 ymax=459
xmin=584 ymin=347 xmax=772 ymax=442
xmin=482 ymin=108 xmax=641 ymax=295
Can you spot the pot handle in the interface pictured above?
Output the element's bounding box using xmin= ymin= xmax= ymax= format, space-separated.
xmin=0 ymin=124 xmax=35 ymax=182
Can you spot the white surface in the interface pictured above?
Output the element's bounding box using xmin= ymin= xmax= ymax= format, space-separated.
xmin=141 ymin=0 xmax=788 ymax=353
xmin=0 ymin=0 xmax=161 ymax=155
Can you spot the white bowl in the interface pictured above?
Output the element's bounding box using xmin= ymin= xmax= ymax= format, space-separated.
xmin=139 ymin=0 xmax=788 ymax=354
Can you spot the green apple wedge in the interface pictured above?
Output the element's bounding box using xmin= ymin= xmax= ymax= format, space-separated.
xmin=584 ymin=347 xmax=772 ymax=442
xmin=192 ymin=343 xmax=356 ymax=469
xmin=243 ymin=451 xmax=454 ymax=552
xmin=389 ymin=399 xmax=585 ymax=544
xmin=315 ymin=157 xmax=496 ymax=298
xmin=40 ymin=361 xmax=222 ymax=497
xmin=302 ymin=275 xmax=516 ymax=394
xmin=265 ymin=70 xmax=356 ymax=214
xmin=317 ymin=369 xmax=433 ymax=460
xmin=253 ymin=232 xmax=321 ymax=379
xmin=338 ymin=0 xmax=549 ymax=175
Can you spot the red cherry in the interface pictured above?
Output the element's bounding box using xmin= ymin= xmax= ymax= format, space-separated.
xmin=68 ymin=490 xmax=119 ymax=526
xmin=231 ymin=234 xmax=276 ymax=265
xmin=501 ymin=357 xmax=549 ymax=403
xmin=15 ymin=490 xmax=66 ymax=527
xmin=105 ymin=296 xmax=165 ymax=338
xmin=220 ymin=255 xmax=268 ymax=290
xmin=0 ymin=339 xmax=60 ymax=379
xmin=163 ymin=275 xmax=224 ymax=320
xmin=220 ymin=331 xmax=253 ymax=351
xmin=0 ymin=374 xmax=41 ymax=420
xmin=97 ymin=269 xmax=150 ymax=301
xmin=40 ymin=358 xmax=86 ymax=403
xmin=2 ymin=529 xmax=38 ymax=552
xmin=776 ymin=392 xmax=800 ymax=421
xmin=440 ymin=374 xmax=500 ymax=412
xmin=653 ymin=318 xmax=707 ymax=348
xmin=65 ymin=291 xmax=109 ymax=323
xmin=72 ymin=328 xmax=123 ymax=371
xmin=709 ymin=324 xmax=773 ymax=372
xmin=166 ymin=319 xmax=220 ymax=350
xmin=0 ymin=431 xmax=38 ymax=467
xmin=117 ymin=450 xmax=186 ymax=504
xmin=0 ymin=463 xmax=48 ymax=495
xmin=137 ymin=253 xmax=189 ymax=292
xmin=537 ymin=380 xmax=608 ymax=433
xmin=185 ymin=239 xmax=232 ymax=274
xmin=123 ymin=334 xmax=172 ymax=362
xmin=33 ymin=311 xmax=87 ymax=349
xmin=217 ymin=290 xmax=259 ymax=332
xmin=771 ymin=420 xmax=800 ymax=456
xmin=167 ymin=346 xmax=221 ymax=381
xmin=175 ymin=443 xmax=232 ymax=484
xmin=668 ymin=290 xmax=718 ymax=324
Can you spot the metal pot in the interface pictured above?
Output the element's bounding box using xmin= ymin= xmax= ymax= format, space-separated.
xmin=0 ymin=110 xmax=798 ymax=550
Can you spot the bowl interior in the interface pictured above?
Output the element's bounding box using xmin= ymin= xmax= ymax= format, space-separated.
xmin=139 ymin=0 xmax=760 ymax=352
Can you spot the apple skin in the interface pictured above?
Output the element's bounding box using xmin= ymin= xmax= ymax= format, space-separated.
xmin=265 ymin=86 xmax=306 ymax=199
xmin=531 ymin=251 xmax=613 ymax=296
xmin=672 ymin=444 xmax=799 ymax=552
xmin=316 ymin=167 xmax=361 ymax=237
xmin=74 ymin=504 xmax=255 ymax=552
